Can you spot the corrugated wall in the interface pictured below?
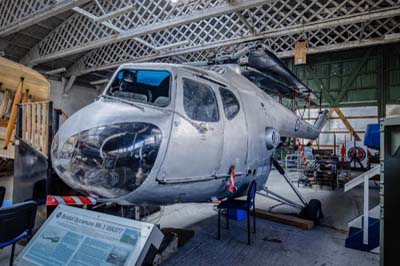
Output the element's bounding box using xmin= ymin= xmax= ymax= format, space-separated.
xmin=286 ymin=43 xmax=400 ymax=116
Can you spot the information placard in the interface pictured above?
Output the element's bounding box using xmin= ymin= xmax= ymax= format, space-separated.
xmin=15 ymin=205 xmax=163 ymax=266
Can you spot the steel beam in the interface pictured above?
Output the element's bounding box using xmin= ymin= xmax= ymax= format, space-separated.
xmin=26 ymin=0 xmax=272 ymax=65
xmin=63 ymin=75 xmax=76 ymax=95
xmin=236 ymin=12 xmax=256 ymax=34
xmin=0 ymin=0 xmax=92 ymax=37
xmin=95 ymin=4 xmax=136 ymax=23
xmin=278 ymin=37 xmax=400 ymax=58
xmin=72 ymin=6 xmax=156 ymax=49
xmin=67 ymin=32 xmax=400 ymax=77
xmin=90 ymin=79 xmax=109 ymax=85
xmin=155 ymin=40 xmax=190 ymax=51
xmin=45 ymin=67 xmax=66 ymax=75
xmin=158 ymin=6 xmax=400 ymax=58
xmin=72 ymin=6 xmax=123 ymax=33
xmin=63 ymin=5 xmax=400 ymax=76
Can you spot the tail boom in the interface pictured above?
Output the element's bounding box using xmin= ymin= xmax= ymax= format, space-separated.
xmin=278 ymin=109 xmax=329 ymax=140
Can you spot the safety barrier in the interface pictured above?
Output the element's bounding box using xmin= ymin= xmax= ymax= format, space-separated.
xmin=46 ymin=195 xmax=97 ymax=206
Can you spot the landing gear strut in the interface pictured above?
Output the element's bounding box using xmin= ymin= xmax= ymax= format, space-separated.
xmin=257 ymin=160 xmax=323 ymax=224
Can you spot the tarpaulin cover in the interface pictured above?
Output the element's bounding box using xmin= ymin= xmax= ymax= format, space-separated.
xmin=364 ymin=124 xmax=380 ymax=149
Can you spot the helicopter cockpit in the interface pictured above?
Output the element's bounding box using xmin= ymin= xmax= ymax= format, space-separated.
xmin=107 ymin=69 xmax=171 ymax=107
xmin=51 ymin=68 xmax=171 ymax=200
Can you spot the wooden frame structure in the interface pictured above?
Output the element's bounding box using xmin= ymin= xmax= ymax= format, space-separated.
xmin=0 ymin=57 xmax=50 ymax=159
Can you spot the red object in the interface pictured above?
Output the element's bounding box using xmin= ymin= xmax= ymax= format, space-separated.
xmin=228 ymin=166 xmax=236 ymax=193
xmin=357 ymin=149 xmax=363 ymax=160
xmin=340 ymin=144 xmax=346 ymax=161
xmin=296 ymin=140 xmax=308 ymax=167
xmin=46 ymin=195 xmax=97 ymax=206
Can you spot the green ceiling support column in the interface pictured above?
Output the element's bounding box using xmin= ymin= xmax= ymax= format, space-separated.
xmin=377 ymin=46 xmax=386 ymax=118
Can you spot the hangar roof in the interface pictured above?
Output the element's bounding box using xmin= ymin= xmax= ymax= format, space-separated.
xmin=1 ymin=0 xmax=400 ymax=86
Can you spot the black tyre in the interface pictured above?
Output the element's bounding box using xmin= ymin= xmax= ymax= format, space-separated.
xmin=299 ymin=199 xmax=323 ymax=224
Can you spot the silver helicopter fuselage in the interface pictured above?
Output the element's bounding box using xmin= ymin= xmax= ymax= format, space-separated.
xmin=51 ymin=63 xmax=326 ymax=205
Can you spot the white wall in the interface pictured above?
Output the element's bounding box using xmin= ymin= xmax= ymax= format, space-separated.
xmin=300 ymin=107 xmax=379 ymax=166
xmin=49 ymin=79 xmax=98 ymax=116
xmin=301 ymin=107 xmax=378 ymax=148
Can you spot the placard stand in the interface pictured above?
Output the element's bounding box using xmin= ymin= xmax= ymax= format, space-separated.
xmin=15 ymin=205 xmax=164 ymax=266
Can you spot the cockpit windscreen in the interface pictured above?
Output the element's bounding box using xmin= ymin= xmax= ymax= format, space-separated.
xmin=107 ymin=69 xmax=171 ymax=107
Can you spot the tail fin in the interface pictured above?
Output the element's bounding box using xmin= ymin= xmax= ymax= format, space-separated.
xmin=313 ymin=109 xmax=329 ymax=132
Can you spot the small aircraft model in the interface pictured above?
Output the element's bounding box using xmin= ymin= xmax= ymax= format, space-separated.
xmin=51 ymin=47 xmax=328 ymax=220
xmin=42 ymin=232 xmax=60 ymax=243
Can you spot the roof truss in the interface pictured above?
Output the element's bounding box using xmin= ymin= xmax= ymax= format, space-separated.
xmin=0 ymin=0 xmax=91 ymax=37
xmin=11 ymin=0 xmax=400 ymax=78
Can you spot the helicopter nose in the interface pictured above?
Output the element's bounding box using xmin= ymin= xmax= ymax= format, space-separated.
xmin=51 ymin=122 xmax=162 ymax=199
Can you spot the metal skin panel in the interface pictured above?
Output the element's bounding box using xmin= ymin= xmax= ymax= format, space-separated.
xmin=218 ymin=85 xmax=248 ymax=179
xmin=224 ymin=71 xmax=271 ymax=181
xmin=52 ymin=63 xmax=326 ymax=205
xmin=159 ymin=71 xmax=224 ymax=181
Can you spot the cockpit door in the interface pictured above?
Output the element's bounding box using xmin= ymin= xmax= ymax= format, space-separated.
xmin=158 ymin=74 xmax=224 ymax=182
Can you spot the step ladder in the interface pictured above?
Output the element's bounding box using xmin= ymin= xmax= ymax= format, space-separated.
xmin=344 ymin=165 xmax=380 ymax=252
xmin=345 ymin=205 xmax=380 ymax=252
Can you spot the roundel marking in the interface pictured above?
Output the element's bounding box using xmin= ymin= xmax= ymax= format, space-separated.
xmin=294 ymin=118 xmax=301 ymax=132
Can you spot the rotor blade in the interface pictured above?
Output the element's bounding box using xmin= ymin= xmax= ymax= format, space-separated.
xmin=247 ymin=48 xmax=317 ymax=104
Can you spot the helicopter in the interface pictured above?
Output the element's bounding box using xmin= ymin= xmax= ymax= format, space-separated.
xmin=51 ymin=47 xmax=328 ymax=220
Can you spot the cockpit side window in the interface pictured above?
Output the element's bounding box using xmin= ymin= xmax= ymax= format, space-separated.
xmin=183 ymin=78 xmax=219 ymax=122
xmin=107 ymin=69 xmax=171 ymax=107
xmin=219 ymin=87 xmax=240 ymax=120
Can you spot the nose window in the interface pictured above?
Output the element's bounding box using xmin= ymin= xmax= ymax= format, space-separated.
xmin=52 ymin=123 xmax=162 ymax=199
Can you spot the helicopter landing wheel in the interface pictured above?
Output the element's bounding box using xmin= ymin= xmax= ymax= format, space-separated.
xmin=299 ymin=199 xmax=323 ymax=225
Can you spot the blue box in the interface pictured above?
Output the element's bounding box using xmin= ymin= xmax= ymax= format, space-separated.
xmin=364 ymin=124 xmax=380 ymax=149
xmin=228 ymin=209 xmax=247 ymax=221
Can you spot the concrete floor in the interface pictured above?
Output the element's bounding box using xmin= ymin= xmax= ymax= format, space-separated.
xmin=0 ymin=170 xmax=380 ymax=266
xmin=155 ymin=170 xmax=380 ymax=266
